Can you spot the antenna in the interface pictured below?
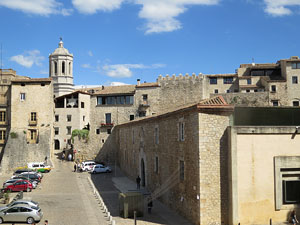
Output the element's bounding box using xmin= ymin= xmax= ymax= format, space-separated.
xmin=252 ymin=57 xmax=255 ymax=66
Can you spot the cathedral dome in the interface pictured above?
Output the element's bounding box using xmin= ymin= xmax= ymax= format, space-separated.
xmin=51 ymin=38 xmax=72 ymax=56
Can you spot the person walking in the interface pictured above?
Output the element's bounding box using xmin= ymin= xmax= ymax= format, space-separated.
xmin=44 ymin=220 xmax=49 ymax=225
xmin=291 ymin=210 xmax=299 ymax=225
xmin=74 ymin=163 xmax=77 ymax=172
xmin=136 ymin=175 xmax=141 ymax=189
xmin=147 ymin=196 xmax=153 ymax=214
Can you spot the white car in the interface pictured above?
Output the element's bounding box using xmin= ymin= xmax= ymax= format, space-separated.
xmin=80 ymin=161 xmax=96 ymax=172
xmin=91 ymin=164 xmax=112 ymax=174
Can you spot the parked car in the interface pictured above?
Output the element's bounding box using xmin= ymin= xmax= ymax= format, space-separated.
xmin=80 ymin=161 xmax=96 ymax=172
xmin=91 ymin=164 xmax=112 ymax=174
xmin=4 ymin=180 xmax=33 ymax=192
xmin=6 ymin=200 xmax=39 ymax=209
xmin=13 ymin=169 xmax=34 ymax=175
xmin=9 ymin=176 xmax=38 ymax=188
xmin=20 ymin=171 xmax=43 ymax=180
xmin=14 ymin=173 xmax=41 ymax=183
xmin=27 ymin=162 xmax=51 ymax=173
xmin=0 ymin=205 xmax=43 ymax=224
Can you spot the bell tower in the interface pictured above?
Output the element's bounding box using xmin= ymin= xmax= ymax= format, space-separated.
xmin=49 ymin=38 xmax=74 ymax=97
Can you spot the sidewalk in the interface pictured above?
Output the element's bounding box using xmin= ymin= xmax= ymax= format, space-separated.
xmin=90 ymin=165 xmax=193 ymax=225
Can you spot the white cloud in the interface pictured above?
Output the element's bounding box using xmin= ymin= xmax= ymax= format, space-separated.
xmin=102 ymin=63 xmax=165 ymax=78
xmin=0 ymin=0 xmax=72 ymax=16
xmin=81 ymin=63 xmax=92 ymax=68
xmin=110 ymin=81 xmax=129 ymax=86
xmin=72 ymin=0 xmax=124 ymax=14
xmin=264 ymin=0 xmax=300 ymax=16
xmin=10 ymin=50 xmax=44 ymax=68
xmin=135 ymin=0 xmax=219 ymax=34
xmin=88 ymin=51 xmax=93 ymax=57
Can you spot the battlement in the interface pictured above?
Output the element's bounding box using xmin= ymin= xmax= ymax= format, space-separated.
xmin=157 ymin=73 xmax=204 ymax=84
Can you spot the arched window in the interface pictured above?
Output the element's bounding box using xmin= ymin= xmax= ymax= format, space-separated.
xmin=69 ymin=62 xmax=71 ymax=75
xmin=54 ymin=62 xmax=57 ymax=75
xmin=62 ymin=61 xmax=65 ymax=74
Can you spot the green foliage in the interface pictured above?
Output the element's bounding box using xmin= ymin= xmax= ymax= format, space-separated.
xmin=71 ymin=129 xmax=89 ymax=143
xmin=10 ymin=132 xmax=18 ymax=138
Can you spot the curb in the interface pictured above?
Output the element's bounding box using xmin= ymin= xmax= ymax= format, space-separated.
xmin=87 ymin=176 xmax=116 ymax=225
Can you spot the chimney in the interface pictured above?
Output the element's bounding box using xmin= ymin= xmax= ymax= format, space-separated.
xmin=137 ymin=79 xmax=141 ymax=85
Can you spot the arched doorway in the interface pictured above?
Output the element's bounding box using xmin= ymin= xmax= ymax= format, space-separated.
xmin=54 ymin=140 xmax=60 ymax=150
xmin=141 ymin=158 xmax=145 ymax=187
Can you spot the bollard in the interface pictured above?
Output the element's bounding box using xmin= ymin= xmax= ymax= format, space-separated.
xmin=112 ymin=220 xmax=116 ymax=225
xmin=270 ymin=218 xmax=272 ymax=225
xmin=134 ymin=211 xmax=137 ymax=225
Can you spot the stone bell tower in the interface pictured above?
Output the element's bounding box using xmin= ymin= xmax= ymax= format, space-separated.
xmin=49 ymin=38 xmax=74 ymax=97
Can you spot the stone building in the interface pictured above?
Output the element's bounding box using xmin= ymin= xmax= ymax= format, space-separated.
xmin=0 ymin=77 xmax=54 ymax=171
xmin=54 ymin=91 xmax=90 ymax=151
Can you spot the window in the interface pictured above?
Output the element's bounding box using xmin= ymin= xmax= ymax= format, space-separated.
xmin=0 ymin=111 xmax=6 ymax=122
xmin=247 ymin=78 xmax=252 ymax=85
xmin=214 ymin=89 xmax=218 ymax=94
xmin=54 ymin=62 xmax=57 ymax=74
xmin=271 ymin=85 xmax=276 ymax=92
xmin=0 ymin=130 xmax=5 ymax=140
xmin=67 ymin=126 xmax=72 ymax=135
xmin=97 ymin=95 xmax=134 ymax=105
xmin=20 ymin=93 xmax=26 ymax=101
xmin=69 ymin=62 xmax=71 ymax=75
xmin=105 ymin=113 xmax=111 ymax=124
xmin=209 ymin=77 xmax=217 ymax=84
xmin=292 ymin=76 xmax=298 ymax=84
xmin=67 ymin=115 xmax=72 ymax=122
xmin=179 ymin=160 xmax=184 ymax=181
xmin=107 ymin=129 xmax=111 ymax=134
xmin=292 ymin=62 xmax=300 ymax=69
xmin=81 ymin=102 xmax=85 ymax=108
xmin=30 ymin=130 xmax=37 ymax=140
xmin=54 ymin=127 xmax=59 ymax=135
xmin=226 ymin=90 xmax=230 ymax=93
xmin=130 ymin=115 xmax=134 ymax=121
xmin=179 ymin=121 xmax=184 ymax=141
xmin=272 ymin=101 xmax=279 ymax=106
xmin=96 ymin=129 xmax=100 ymax=134
xmin=83 ymin=116 xmax=85 ymax=121
xmin=154 ymin=127 xmax=159 ymax=144
xmin=283 ymin=180 xmax=300 ymax=204
xmin=293 ymin=101 xmax=299 ymax=107
xmin=246 ymin=90 xmax=250 ymax=93
xmin=155 ymin=156 xmax=159 ymax=174
xmin=62 ymin=61 xmax=65 ymax=74
xmin=223 ymin=77 xmax=233 ymax=84
xmin=31 ymin=112 xmax=37 ymax=121
xmin=139 ymin=111 xmax=146 ymax=117
xmin=142 ymin=94 xmax=148 ymax=103
xmin=55 ymin=115 xmax=59 ymax=122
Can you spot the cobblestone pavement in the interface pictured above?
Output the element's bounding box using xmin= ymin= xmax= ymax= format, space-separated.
xmin=0 ymin=156 xmax=108 ymax=225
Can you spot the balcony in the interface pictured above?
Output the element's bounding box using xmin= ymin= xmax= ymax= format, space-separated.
xmin=29 ymin=119 xmax=38 ymax=126
xmin=101 ymin=123 xmax=114 ymax=127
xmin=139 ymin=100 xmax=150 ymax=112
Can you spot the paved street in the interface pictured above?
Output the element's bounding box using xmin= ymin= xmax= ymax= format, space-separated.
xmin=0 ymin=156 xmax=108 ymax=225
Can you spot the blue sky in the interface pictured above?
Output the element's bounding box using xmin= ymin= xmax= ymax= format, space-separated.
xmin=1 ymin=0 xmax=300 ymax=86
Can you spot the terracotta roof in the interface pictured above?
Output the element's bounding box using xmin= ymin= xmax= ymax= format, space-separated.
xmin=207 ymin=74 xmax=237 ymax=78
xmin=11 ymin=78 xmax=52 ymax=83
xmin=55 ymin=90 xmax=91 ymax=100
xmin=136 ymin=82 xmax=160 ymax=88
xmin=90 ymin=85 xmax=136 ymax=95
xmin=117 ymin=96 xmax=233 ymax=127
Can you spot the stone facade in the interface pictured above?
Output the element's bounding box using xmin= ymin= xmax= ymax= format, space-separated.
xmin=112 ymin=97 xmax=233 ymax=225
xmin=0 ymin=78 xmax=54 ymax=172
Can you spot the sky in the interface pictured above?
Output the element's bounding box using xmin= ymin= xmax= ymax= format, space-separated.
xmin=1 ymin=0 xmax=300 ymax=86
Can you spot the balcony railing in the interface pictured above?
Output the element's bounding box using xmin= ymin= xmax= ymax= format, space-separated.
xmin=29 ymin=119 xmax=38 ymax=126
xmin=101 ymin=123 xmax=114 ymax=127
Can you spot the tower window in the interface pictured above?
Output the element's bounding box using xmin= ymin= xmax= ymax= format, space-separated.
xmin=62 ymin=61 xmax=65 ymax=74
xmin=54 ymin=62 xmax=57 ymax=74
xmin=69 ymin=62 xmax=71 ymax=75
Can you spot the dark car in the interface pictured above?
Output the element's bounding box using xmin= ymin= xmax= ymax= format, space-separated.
xmin=15 ymin=174 xmax=41 ymax=183
xmin=13 ymin=169 xmax=34 ymax=175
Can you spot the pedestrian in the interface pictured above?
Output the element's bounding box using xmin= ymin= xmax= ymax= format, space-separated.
xmin=74 ymin=163 xmax=77 ymax=172
xmin=136 ymin=175 xmax=141 ymax=189
xmin=147 ymin=196 xmax=153 ymax=214
xmin=44 ymin=156 xmax=48 ymax=164
xmin=291 ymin=210 xmax=299 ymax=225
xmin=44 ymin=220 xmax=49 ymax=225
xmin=62 ymin=151 xmax=65 ymax=161
xmin=77 ymin=162 xmax=81 ymax=172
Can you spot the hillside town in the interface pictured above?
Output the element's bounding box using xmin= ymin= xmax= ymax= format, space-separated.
xmin=1 ymin=39 xmax=300 ymax=225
